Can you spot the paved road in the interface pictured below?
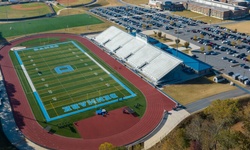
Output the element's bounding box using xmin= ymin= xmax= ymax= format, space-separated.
xmin=185 ymin=88 xmax=249 ymax=113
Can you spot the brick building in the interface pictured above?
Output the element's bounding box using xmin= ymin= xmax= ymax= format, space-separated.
xmin=148 ymin=0 xmax=185 ymax=11
xmin=183 ymin=0 xmax=249 ymax=20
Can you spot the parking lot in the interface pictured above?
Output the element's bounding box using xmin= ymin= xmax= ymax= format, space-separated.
xmin=90 ymin=6 xmax=250 ymax=84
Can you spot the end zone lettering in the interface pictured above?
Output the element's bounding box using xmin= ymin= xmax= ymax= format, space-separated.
xmin=62 ymin=93 xmax=118 ymax=113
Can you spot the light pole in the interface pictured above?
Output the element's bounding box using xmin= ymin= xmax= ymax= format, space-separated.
xmin=126 ymin=6 xmax=131 ymax=33
xmin=175 ymin=38 xmax=180 ymax=57
xmin=22 ymin=16 xmax=27 ymax=37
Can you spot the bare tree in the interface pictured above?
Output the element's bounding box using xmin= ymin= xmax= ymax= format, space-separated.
xmin=163 ymin=34 xmax=166 ymax=41
xmin=193 ymin=35 xmax=198 ymax=41
xmin=175 ymin=38 xmax=180 ymax=48
xmin=200 ymin=34 xmax=204 ymax=39
xmin=200 ymin=46 xmax=205 ymax=53
xmin=158 ymin=31 xmax=162 ymax=38
xmin=207 ymin=46 xmax=212 ymax=52
xmin=153 ymin=31 xmax=157 ymax=37
xmin=184 ymin=42 xmax=190 ymax=49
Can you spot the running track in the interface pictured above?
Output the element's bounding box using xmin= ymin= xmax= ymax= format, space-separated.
xmin=0 ymin=33 xmax=176 ymax=150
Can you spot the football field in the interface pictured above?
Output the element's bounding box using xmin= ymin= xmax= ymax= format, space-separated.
xmin=14 ymin=41 xmax=136 ymax=122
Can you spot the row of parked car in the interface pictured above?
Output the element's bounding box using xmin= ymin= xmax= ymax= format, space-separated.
xmin=90 ymin=6 xmax=250 ymax=83
xmin=228 ymin=72 xmax=250 ymax=85
xmin=90 ymin=6 xmax=205 ymax=35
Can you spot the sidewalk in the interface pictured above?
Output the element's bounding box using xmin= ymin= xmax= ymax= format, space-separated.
xmin=143 ymin=109 xmax=190 ymax=149
xmin=142 ymin=30 xmax=200 ymax=51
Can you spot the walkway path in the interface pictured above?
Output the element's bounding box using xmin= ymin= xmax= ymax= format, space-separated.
xmin=143 ymin=109 xmax=190 ymax=149
xmin=185 ymin=88 xmax=248 ymax=113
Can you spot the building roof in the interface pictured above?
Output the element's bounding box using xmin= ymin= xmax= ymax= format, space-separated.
xmin=190 ymin=0 xmax=247 ymax=11
xmin=166 ymin=48 xmax=212 ymax=71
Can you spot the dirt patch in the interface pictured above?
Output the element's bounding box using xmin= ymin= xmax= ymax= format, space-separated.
xmin=223 ymin=21 xmax=250 ymax=35
xmin=231 ymin=121 xmax=245 ymax=133
xmin=163 ymin=75 xmax=236 ymax=105
xmin=11 ymin=4 xmax=43 ymax=11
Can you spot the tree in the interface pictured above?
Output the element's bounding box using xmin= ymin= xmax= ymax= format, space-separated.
xmin=175 ymin=38 xmax=180 ymax=50
xmin=186 ymin=115 xmax=203 ymax=146
xmin=200 ymin=46 xmax=205 ymax=53
xmin=162 ymin=34 xmax=166 ymax=40
xmin=217 ymin=130 xmax=240 ymax=150
xmin=170 ymin=21 xmax=174 ymax=25
xmin=99 ymin=142 xmax=115 ymax=150
xmin=207 ymin=46 xmax=212 ymax=52
xmin=236 ymin=39 xmax=242 ymax=46
xmin=133 ymin=144 xmax=142 ymax=150
xmin=205 ymin=99 xmax=239 ymax=126
xmin=200 ymin=33 xmax=204 ymax=39
xmin=193 ymin=35 xmax=197 ymax=41
xmin=184 ymin=42 xmax=190 ymax=49
xmin=231 ymin=40 xmax=236 ymax=46
xmin=158 ymin=31 xmax=162 ymax=38
xmin=163 ymin=128 xmax=189 ymax=150
xmin=153 ymin=30 xmax=157 ymax=37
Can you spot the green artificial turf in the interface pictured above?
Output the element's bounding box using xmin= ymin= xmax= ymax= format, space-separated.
xmin=0 ymin=14 xmax=103 ymax=38
xmin=10 ymin=38 xmax=146 ymax=138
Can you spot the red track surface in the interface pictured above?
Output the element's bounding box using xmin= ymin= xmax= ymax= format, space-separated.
xmin=75 ymin=107 xmax=140 ymax=139
xmin=0 ymin=33 xmax=176 ymax=150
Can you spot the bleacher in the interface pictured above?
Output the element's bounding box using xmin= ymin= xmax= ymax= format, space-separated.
xmin=94 ymin=26 xmax=183 ymax=85
xmin=127 ymin=44 xmax=161 ymax=69
xmin=142 ymin=53 xmax=182 ymax=82
xmin=94 ymin=26 xmax=122 ymax=45
xmin=116 ymin=39 xmax=146 ymax=59
xmin=105 ymin=32 xmax=133 ymax=52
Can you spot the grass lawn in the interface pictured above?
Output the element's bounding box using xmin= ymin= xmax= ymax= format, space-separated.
xmin=87 ymin=0 xmax=123 ymax=8
xmin=0 ymin=2 xmax=51 ymax=19
xmin=169 ymin=43 xmax=183 ymax=48
xmin=222 ymin=21 xmax=250 ymax=35
xmin=163 ymin=74 xmax=236 ymax=105
xmin=4 ymin=16 xmax=122 ymax=42
xmin=0 ymin=14 xmax=103 ymax=38
xmin=57 ymin=0 xmax=93 ymax=6
xmin=172 ymin=10 xmax=203 ymax=18
xmin=181 ymin=49 xmax=191 ymax=54
xmin=123 ymin=0 xmax=148 ymax=5
xmin=10 ymin=38 xmax=146 ymax=137
xmin=172 ymin=10 xmax=228 ymax=24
